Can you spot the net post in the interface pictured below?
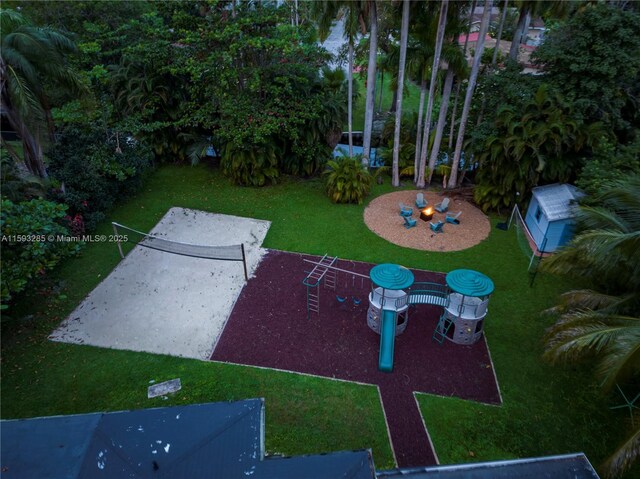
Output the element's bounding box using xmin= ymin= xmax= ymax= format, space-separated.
xmin=112 ymin=222 xmax=124 ymax=259
xmin=241 ymin=244 xmax=248 ymax=282
xmin=507 ymin=205 xmax=518 ymax=229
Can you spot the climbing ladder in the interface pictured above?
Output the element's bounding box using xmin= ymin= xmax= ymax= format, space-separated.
xmin=303 ymin=255 xmax=338 ymax=319
xmin=432 ymin=312 xmax=454 ymax=344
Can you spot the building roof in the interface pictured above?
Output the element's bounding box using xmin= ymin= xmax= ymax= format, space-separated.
xmin=1 ymin=400 xmax=376 ymax=479
xmin=377 ymin=453 xmax=599 ymax=479
xmin=2 ymin=400 xmax=265 ymax=478
xmin=532 ymin=184 xmax=584 ymax=222
xmin=457 ymin=32 xmax=492 ymax=44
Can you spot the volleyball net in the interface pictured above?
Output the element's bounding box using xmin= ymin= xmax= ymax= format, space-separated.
xmin=111 ymin=222 xmax=248 ymax=281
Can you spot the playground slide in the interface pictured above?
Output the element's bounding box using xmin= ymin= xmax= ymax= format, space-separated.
xmin=378 ymin=309 xmax=397 ymax=373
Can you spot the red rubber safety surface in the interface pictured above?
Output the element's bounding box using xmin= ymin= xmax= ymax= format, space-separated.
xmin=211 ymin=250 xmax=501 ymax=468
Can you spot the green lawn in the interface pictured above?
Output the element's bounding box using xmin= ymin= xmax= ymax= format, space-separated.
xmin=352 ymin=74 xmax=424 ymax=131
xmin=1 ymin=164 xmax=629 ymax=474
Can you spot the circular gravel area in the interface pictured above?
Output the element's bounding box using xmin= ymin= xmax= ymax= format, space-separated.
xmin=364 ymin=190 xmax=491 ymax=252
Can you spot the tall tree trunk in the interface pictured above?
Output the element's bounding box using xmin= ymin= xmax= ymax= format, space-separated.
xmin=509 ymin=6 xmax=529 ymax=61
xmin=294 ymin=0 xmax=299 ymax=27
xmin=427 ymin=68 xmax=454 ymax=179
xmin=491 ymin=0 xmax=509 ymax=67
xmin=448 ymin=78 xmax=458 ymax=150
xmin=377 ymin=71 xmax=384 ymax=113
xmin=362 ymin=0 xmax=378 ymax=166
xmin=389 ymin=89 xmax=398 ymax=113
xmin=348 ymin=40 xmax=354 ymax=157
xmin=414 ymin=78 xmax=427 ymax=183
xmin=416 ymin=0 xmax=449 ymax=188
xmin=4 ymin=106 xmax=48 ymax=178
xmin=449 ymin=0 xmax=476 ymax=150
xmin=448 ymin=0 xmax=493 ymax=188
xmin=392 ymin=0 xmax=410 ymax=187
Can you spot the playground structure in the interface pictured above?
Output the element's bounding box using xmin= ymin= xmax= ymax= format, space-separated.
xmin=367 ymin=264 xmax=451 ymax=372
xmin=302 ymin=256 xmax=369 ymax=320
xmin=303 ymin=256 xmax=494 ymax=373
xmin=367 ymin=264 xmax=414 ymax=373
xmin=433 ymin=269 xmax=495 ymax=345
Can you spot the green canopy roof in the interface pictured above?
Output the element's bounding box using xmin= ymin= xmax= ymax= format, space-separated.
xmin=446 ymin=269 xmax=494 ymax=297
xmin=369 ymin=264 xmax=415 ymax=290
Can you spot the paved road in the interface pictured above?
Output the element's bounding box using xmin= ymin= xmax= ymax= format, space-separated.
xmin=320 ymin=18 xmax=346 ymax=70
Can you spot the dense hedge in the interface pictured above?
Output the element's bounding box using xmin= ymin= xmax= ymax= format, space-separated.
xmin=47 ymin=126 xmax=154 ymax=232
xmin=0 ymin=199 xmax=81 ymax=306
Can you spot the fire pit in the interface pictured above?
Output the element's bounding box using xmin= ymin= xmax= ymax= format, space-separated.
xmin=420 ymin=207 xmax=434 ymax=221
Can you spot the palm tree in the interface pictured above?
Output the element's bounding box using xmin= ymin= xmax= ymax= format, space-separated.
xmin=426 ymin=69 xmax=453 ymax=181
xmin=449 ymin=0 xmax=476 ymax=150
xmin=541 ymin=176 xmax=640 ymax=478
xmin=491 ymin=0 xmax=509 ymax=67
xmin=509 ymin=0 xmax=569 ymax=62
xmin=426 ymin=41 xmax=468 ymax=185
xmin=403 ymin=4 xmax=437 ymax=182
xmin=415 ymin=0 xmax=449 ymax=189
xmin=448 ymin=0 xmax=493 ymax=188
xmin=391 ymin=0 xmax=410 ymax=187
xmin=508 ymin=0 xmax=531 ymax=61
xmin=0 ymin=9 xmax=82 ymax=178
xmin=362 ymin=0 xmax=378 ymax=167
xmin=314 ymin=1 xmax=366 ymax=158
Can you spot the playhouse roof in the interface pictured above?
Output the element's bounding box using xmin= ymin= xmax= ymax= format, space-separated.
xmin=370 ymin=264 xmax=415 ymax=290
xmin=446 ymin=269 xmax=494 ymax=297
xmin=532 ymin=184 xmax=583 ymax=222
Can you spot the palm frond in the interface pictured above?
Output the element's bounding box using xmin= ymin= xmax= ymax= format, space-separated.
xmin=551 ymin=289 xmax=625 ymax=313
xmin=599 ymin=331 xmax=640 ymax=390
xmin=576 ymin=205 xmax=631 ymax=232
xmin=600 ymin=424 xmax=640 ymax=479
xmin=6 ymin=64 xmax=44 ymax=122
xmin=544 ymin=311 xmax=640 ymax=359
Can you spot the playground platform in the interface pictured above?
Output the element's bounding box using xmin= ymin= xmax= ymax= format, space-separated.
xmin=211 ymin=250 xmax=501 ymax=468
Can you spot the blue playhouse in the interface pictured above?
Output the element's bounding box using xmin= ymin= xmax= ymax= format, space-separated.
xmin=524 ymin=184 xmax=583 ymax=253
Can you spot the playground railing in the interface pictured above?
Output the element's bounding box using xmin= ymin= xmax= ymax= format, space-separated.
xmin=407 ymin=282 xmax=449 ymax=307
xmin=379 ymin=295 xmax=409 ymax=310
xmin=409 ymin=282 xmax=448 ymax=296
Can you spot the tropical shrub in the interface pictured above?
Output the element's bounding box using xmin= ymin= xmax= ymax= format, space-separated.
xmin=577 ymin=138 xmax=640 ymax=198
xmin=220 ymin=142 xmax=281 ymax=187
xmin=323 ymin=157 xmax=372 ymax=204
xmin=532 ymin=2 xmax=640 ymax=141
xmin=47 ymin=125 xmax=154 ymax=231
xmin=0 ymin=198 xmax=81 ymax=307
xmin=180 ymin=5 xmax=344 ymax=183
xmin=472 ymin=85 xmax=603 ymax=212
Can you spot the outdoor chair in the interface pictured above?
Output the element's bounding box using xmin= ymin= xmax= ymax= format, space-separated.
xmin=399 ymin=202 xmax=413 ymax=217
xmin=403 ymin=216 xmax=417 ymax=229
xmin=430 ymin=220 xmax=444 ymax=233
xmin=446 ymin=211 xmax=462 ymax=224
xmin=415 ymin=193 xmax=428 ymax=209
xmin=435 ymin=198 xmax=450 ymax=213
